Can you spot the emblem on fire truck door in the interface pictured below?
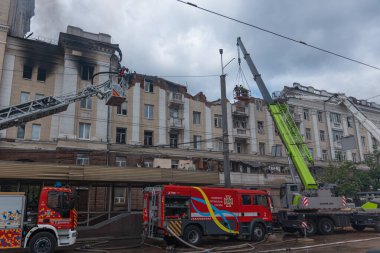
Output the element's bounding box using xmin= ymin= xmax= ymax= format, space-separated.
xmin=224 ymin=195 xmax=233 ymax=208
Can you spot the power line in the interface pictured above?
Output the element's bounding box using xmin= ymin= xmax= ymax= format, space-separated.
xmin=177 ymin=0 xmax=380 ymax=71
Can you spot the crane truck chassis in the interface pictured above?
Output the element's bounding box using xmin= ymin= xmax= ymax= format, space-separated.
xmin=236 ymin=37 xmax=380 ymax=236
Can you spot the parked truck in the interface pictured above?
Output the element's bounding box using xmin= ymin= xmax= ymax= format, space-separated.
xmin=0 ymin=186 xmax=77 ymax=253
xmin=143 ymin=185 xmax=273 ymax=246
xmin=237 ymin=37 xmax=380 ymax=235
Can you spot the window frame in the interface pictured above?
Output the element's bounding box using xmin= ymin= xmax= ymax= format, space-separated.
xmin=37 ymin=68 xmax=46 ymax=82
xmin=193 ymin=135 xmax=201 ymax=150
xmin=76 ymin=153 xmax=90 ymax=165
xmin=144 ymin=131 xmax=153 ymax=146
xmin=116 ymin=127 xmax=127 ymax=144
xmin=78 ymin=122 xmax=91 ymax=140
xmin=144 ymin=104 xmax=154 ymax=119
xmin=81 ymin=65 xmax=94 ymax=81
xmin=31 ymin=124 xmax=41 ymax=140
xmin=193 ymin=111 xmax=201 ymax=125
xmin=23 ymin=65 xmax=33 ymax=79
xmin=144 ymin=79 xmax=154 ymax=93
xmin=117 ymin=102 xmax=127 ymax=116
xmin=16 ymin=124 xmax=26 ymax=139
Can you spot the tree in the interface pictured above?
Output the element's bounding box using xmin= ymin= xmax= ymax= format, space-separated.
xmin=317 ymin=161 xmax=360 ymax=197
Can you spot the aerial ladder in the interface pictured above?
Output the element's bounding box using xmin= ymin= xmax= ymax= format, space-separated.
xmin=237 ymin=37 xmax=345 ymax=210
xmin=0 ymin=69 xmax=128 ymax=130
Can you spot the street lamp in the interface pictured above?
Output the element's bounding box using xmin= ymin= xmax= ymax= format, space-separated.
xmin=219 ymin=49 xmax=234 ymax=188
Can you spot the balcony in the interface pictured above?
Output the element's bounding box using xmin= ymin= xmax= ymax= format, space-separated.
xmin=293 ymin=113 xmax=302 ymax=123
xmin=232 ymin=106 xmax=248 ymax=116
xmin=333 ymin=140 xmax=342 ymax=149
xmin=169 ymin=117 xmax=184 ymax=130
xmin=168 ymin=92 xmax=184 ymax=106
xmin=332 ymin=122 xmax=342 ymax=129
xmin=232 ymin=128 xmax=250 ymax=139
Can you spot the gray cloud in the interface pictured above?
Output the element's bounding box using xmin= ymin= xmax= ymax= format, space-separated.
xmin=30 ymin=0 xmax=380 ymax=103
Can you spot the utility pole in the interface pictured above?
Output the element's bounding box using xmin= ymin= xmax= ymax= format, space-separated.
xmin=219 ymin=49 xmax=234 ymax=188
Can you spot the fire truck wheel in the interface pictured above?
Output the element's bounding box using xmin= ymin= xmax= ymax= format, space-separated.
xmin=318 ymin=218 xmax=334 ymax=235
xmin=251 ymin=223 xmax=265 ymax=242
xmin=29 ymin=231 xmax=56 ymax=253
xmin=183 ymin=225 xmax=202 ymax=246
xmin=351 ymin=224 xmax=366 ymax=231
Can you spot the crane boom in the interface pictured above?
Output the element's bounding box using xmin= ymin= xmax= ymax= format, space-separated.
xmin=237 ymin=37 xmax=318 ymax=190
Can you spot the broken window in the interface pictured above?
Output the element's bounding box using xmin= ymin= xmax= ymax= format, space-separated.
xmin=23 ymin=65 xmax=32 ymax=79
xmin=144 ymin=79 xmax=154 ymax=93
xmin=117 ymin=102 xmax=127 ymax=116
xmin=81 ymin=65 xmax=94 ymax=80
xmin=37 ymin=68 xmax=46 ymax=82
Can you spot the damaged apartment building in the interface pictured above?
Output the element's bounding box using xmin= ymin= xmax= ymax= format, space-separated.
xmin=1 ymin=0 xmax=380 ymax=225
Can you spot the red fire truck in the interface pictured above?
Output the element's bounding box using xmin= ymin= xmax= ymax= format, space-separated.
xmin=143 ymin=185 xmax=272 ymax=246
xmin=0 ymin=186 xmax=77 ymax=253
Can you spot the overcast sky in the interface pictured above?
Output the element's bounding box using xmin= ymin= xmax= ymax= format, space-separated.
xmin=30 ymin=0 xmax=380 ymax=103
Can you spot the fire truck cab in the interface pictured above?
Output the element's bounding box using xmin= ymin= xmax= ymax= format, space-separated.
xmin=143 ymin=185 xmax=272 ymax=246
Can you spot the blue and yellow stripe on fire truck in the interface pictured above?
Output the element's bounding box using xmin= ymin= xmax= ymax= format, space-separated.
xmin=192 ymin=187 xmax=239 ymax=234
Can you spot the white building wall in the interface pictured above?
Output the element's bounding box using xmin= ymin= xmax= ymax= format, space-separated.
xmin=95 ymin=65 xmax=109 ymax=141
xmin=131 ymin=83 xmax=141 ymax=144
xmin=227 ymin=103 xmax=233 ymax=151
xmin=311 ymin=110 xmax=321 ymax=159
xmin=158 ymin=89 xmax=166 ymax=145
xmin=367 ymin=131 xmax=374 ymax=153
xmin=355 ymin=119 xmax=364 ymax=161
xmin=265 ymin=110 xmax=274 ymax=152
xmin=249 ymin=103 xmax=257 ymax=154
xmin=183 ymin=98 xmax=190 ymax=147
xmin=50 ymin=65 xmax=64 ymax=140
xmin=342 ymin=113 xmax=352 ymax=160
xmin=326 ymin=111 xmax=335 ymax=160
xmin=205 ymin=106 xmax=213 ymax=149
xmin=0 ymin=54 xmax=15 ymax=138
xmin=58 ymin=58 xmax=77 ymax=139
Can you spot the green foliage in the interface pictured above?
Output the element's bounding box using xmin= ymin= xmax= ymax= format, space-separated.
xmin=317 ymin=149 xmax=380 ymax=197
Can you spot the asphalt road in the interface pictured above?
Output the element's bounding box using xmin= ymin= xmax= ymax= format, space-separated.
xmin=4 ymin=229 xmax=380 ymax=253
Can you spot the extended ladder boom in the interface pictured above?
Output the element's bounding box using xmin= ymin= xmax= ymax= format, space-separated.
xmin=0 ymin=79 xmax=124 ymax=130
xmin=237 ymin=37 xmax=318 ymax=190
xmin=284 ymin=92 xmax=380 ymax=144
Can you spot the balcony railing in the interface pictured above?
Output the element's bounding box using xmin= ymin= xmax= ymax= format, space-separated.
xmin=293 ymin=113 xmax=302 ymax=122
xmin=233 ymin=128 xmax=250 ymax=138
xmin=169 ymin=117 xmax=184 ymax=129
xmin=169 ymin=92 xmax=184 ymax=105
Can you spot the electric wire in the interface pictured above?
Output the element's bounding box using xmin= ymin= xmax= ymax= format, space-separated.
xmin=177 ymin=0 xmax=380 ymax=71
